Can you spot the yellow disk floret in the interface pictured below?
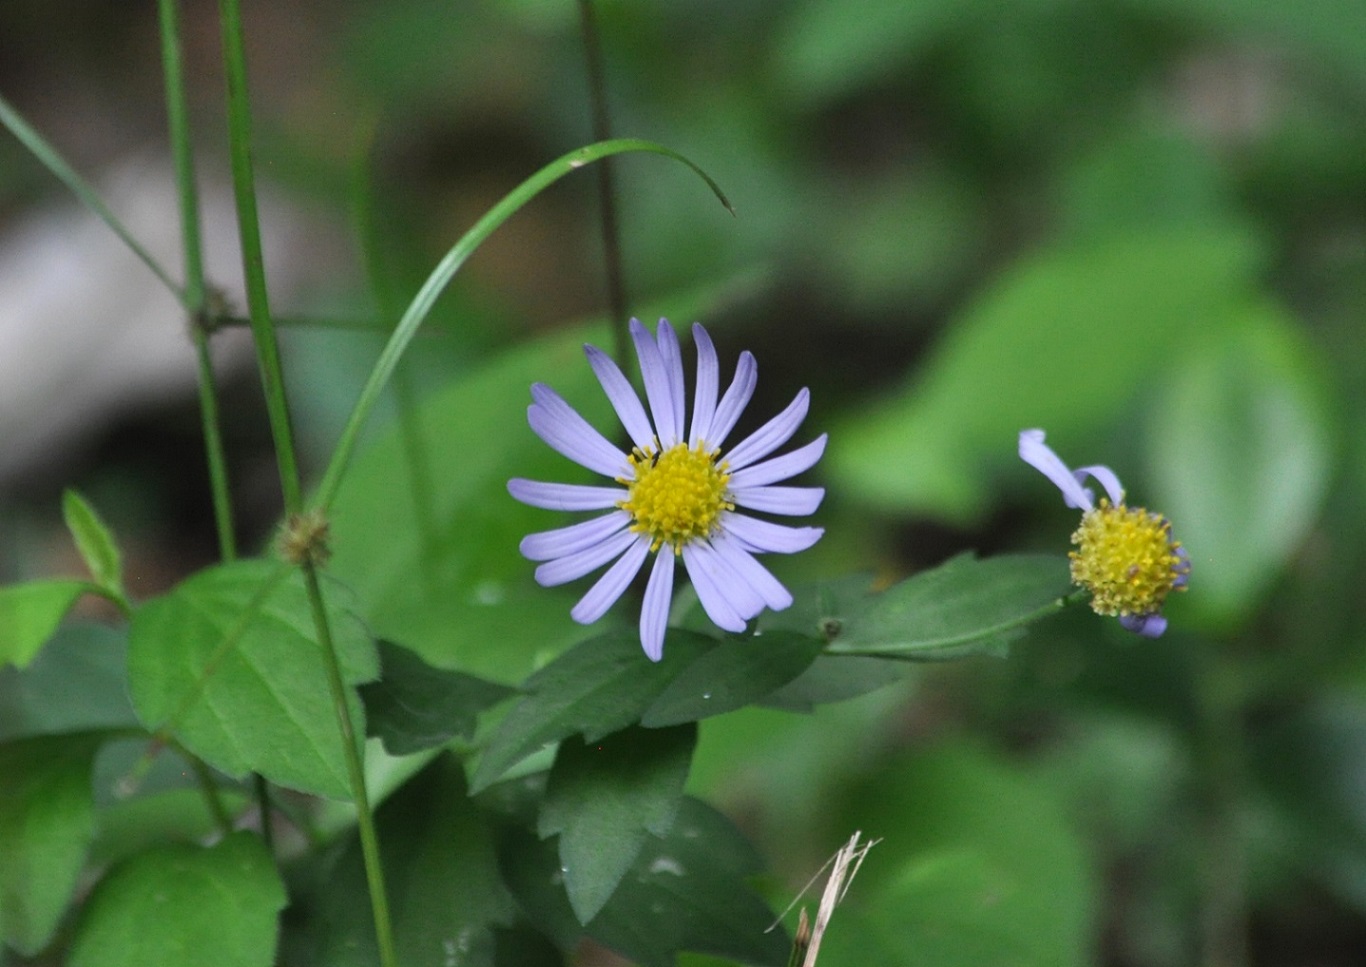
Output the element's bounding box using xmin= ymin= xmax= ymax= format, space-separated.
xmin=619 ymin=442 xmax=733 ymax=553
xmin=1070 ymin=499 xmax=1188 ymax=618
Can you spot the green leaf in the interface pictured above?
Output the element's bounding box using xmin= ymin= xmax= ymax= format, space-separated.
xmin=1147 ymin=302 xmax=1333 ymax=625
xmin=470 ymin=630 xmax=715 ymax=793
xmin=827 ymin=226 xmax=1267 ymax=521
xmin=361 ymin=639 xmax=515 ymax=755
xmin=90 ymin=788 xmax=250 ymax=867
xmin=127 ymin=560 xmax=378 ymax=799
xmin=641 ymin=633 xmax=824 ymax=727
xmin=759 ymin=655 xmax=917 ymax=713
xmin=310 ymin=753 xmax=517 ymax=967
xmin=0 ymin=580 xmax=87 ymax=668
xmin=326 ymin=321 xmax=616 ymax=685
xmin=824 ymin=554 xmax=1072 ymax=658
xmin=539 ymin=725 xmax=697 ymax=924
xmin=68 ymin=832 xmax=286 ymax=967
xmin=0 ymin=624 xmax=138 ymax=740
xmin=0 ymin=733 xmax=101 ymax=955
xmin=504 ymin=797 xmax=788 ymax=967
xmin=63 ymin=489 xmax=123 ymax=593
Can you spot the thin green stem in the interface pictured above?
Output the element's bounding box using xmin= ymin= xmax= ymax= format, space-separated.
xmin=301 ymin=561 xmax=397 ymax=967
xmin=158 ymin=0 xmax=238 ymax=562
xmin=184 ymin=752 xmax=236 ymax=837
xmin=313 ymin=137 xmax=732 ymax=513
xmin=217 ymin=0 xmax=302 ymax=515
xmin=0 ymin=92 xmax=183 ymax=301
xmin=253 ymin=769 xmax=275 ymax=854
xmin=575 ymin=0 xmax=631 ymax=369
xmin=1193 ymin=648 xmax=1249 ymax=967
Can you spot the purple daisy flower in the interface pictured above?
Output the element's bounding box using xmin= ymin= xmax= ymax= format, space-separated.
xmin=509 ymin=319 xmax=826 ymax=660
xmin=1019 ymin=428 xmax=1190 ymax=637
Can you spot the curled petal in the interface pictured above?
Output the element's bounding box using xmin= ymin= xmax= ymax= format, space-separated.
xmin=1118 ymin=612 xmax=1168 ymax=637
xmin=520 ymin=510 xmax=630 ymax=561
xmin=640 ymin=551 xmax=675 ymax=661
xmin=722 ymin=513 xmax=824 ymax=555
xmin=688 ymin=323 xmax=720 ymax=447
xmin=731 ymin=484 xmax=824 ymax=517
xmin=1018 ymin=429 xmax=1094 ymax=510
xmin=570 ymin=536 xmax=650 ymax=625
xmin=707 ymin=350 xmax=757 ymax=449
xmin=725 ymin=388 xmax=810 ymax=471
xmin=585 ymin=345 xmax=654 ymax=451
xmin=1074 ymin=464 xmax=1125 ymax=506
xmin=535 ymin=528 xmax=638 ymax=587
xmin=728 ymin=434 xmax=826 ymax=490
xmin=508 ymin=478 xmax=626 ymax=511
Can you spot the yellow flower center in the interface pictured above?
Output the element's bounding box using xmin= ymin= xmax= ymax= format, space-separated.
xmin=1070 ymin=500 xmax=1188 ymax=618
xmin=619 ymin=442 xmax=733 ymax=553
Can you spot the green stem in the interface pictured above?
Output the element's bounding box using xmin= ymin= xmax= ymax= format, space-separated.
xmin=158 ymin=0 xmax=238 ymax=562
xmin=0 ymin=92 xmax=182 ymax=301
xmin=301 ymin=561 xmax=397 ymax=967
xmin=215 ymin=7 xmax=394 ymax=963
xmin=575 ymin=0 xmax=631 ymax=370
xmin=253 ymin=768 xmax=275 ymax=855
xmin=313 ymin=137 xmax=732 ymax=513
xmin=185 ymin=752 xmax=236 ymax=837
xmin=1193 ymin=649 xmax=1249 ymax=967
xmin=217 ymin=0 xmax=302 ymax=515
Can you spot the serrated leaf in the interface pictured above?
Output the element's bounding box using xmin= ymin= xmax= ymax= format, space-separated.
xmin=828 ymin=226 xmax=1267 ymax=521
xmin=0 ymin=733 xmax=101 ymax=955
xmin=471 ymin=630 xmax=715 ymax=793
xmin=504 ymin=797 xmax=787 ymax=967
xmin=539 ymin=725 xmax=697 ymax=924
xmin=0 ymin=580 xmax=87 ymax=669
xmin=311 ymin=753 xmax=516 ymax=967
xmin=0 ymin=624 xmax=137 ymax=740
xmin=1148 ymin=302 xmax=1332 ymax=625
xmin=68 ymin=832 xmax=285 ymax=967
xmin=824 ymin=554 xmax=1071 ymax=658
xmin=127 ymin=560 xmax=378 ymax=799
xmin=361 ymin=639 xmax=515 ymax=755
xmin=641 ymin=633 xmax=824 ymax=727
xmin=63 ymin=490 xmax=123 ymax=592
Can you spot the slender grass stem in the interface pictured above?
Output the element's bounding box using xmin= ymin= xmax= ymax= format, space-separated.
xmin=217 ymin=0 xmax=302 ymax=515
xmin=302 ymin=561 xmax=397 ymax=966
xmin=0 ymin=93 xmax=182 ymax=301
xmin=185 ymin=752 xmax=236 ymax=838
xmin=576 ymin=0 xmax=631 ymax=370
xmin=313 ymin=138 xmax=732 ymax=514
xmin=158 ymin=0 xmax=238 ymax=562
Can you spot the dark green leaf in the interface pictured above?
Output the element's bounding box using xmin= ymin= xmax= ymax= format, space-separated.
xmin=759 ymin=655 xmax=917 ymax=712
xmin=0 ymin=580 xmax=87 ymax=669
xmin=311 ymin=753 xmax=516 ymax=967
xmin=1148 ymin=303 xmax=1332 ymax=626
xmin=0 ymin=624 xmax=138 ymax=740
xmin=361 ymin=639 xmax=515 ymax=755
xmin=90 ymin=788 xmax=250 ymax=867
xmin=539 ymin=725 xmax=697 ymax=923
xmin=67 ymin=832 xmax=285 ymax=967
xmin=824 ymin=554 xmax=1071 ymax=658
xmin=504 ymin=797 xmax=787 ymax=967
xmin=641 ymin=633 xmax=824 ymax=727
xmin=470 ymin=630 xmax=715 ymax=793
xmin=0 ymin=733 xmax=101 ymax=955
xmin=127 ymin=560 xmax=378 ymax=799
xmin=63 ymin=489 xmax=123 ymax=592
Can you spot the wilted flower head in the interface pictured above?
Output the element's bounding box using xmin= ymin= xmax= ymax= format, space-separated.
xmin=509 ymin=319 xmax=826 ymax=660
xmin=1019 ymin=428 xmax=1189 ymax=637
